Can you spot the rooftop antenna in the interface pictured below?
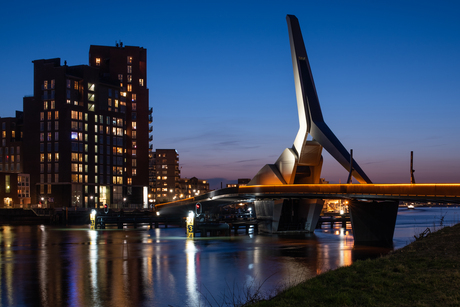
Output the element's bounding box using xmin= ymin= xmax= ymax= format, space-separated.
xmin=410 ymin=151 xmax=415 ymax=184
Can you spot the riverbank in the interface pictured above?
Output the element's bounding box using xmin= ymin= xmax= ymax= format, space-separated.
xmin=251 ymin=223 xmax=460 ymax=306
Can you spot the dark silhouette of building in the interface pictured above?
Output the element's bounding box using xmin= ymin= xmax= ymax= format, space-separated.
xmin=23 ymin=44 xmax=150 ymax=208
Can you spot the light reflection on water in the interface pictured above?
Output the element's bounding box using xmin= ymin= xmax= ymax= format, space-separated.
xmin=0 ymin=207 xmax=458 ymax=306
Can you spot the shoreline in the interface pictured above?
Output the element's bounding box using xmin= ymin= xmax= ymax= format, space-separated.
xmin=251 ymin=223 xmax=460 ymax=306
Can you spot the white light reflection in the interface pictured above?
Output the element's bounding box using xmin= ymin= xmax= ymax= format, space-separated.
xmin=337 ymin=228 xmax=353 ymax=267
xmin=88 ymin=230 xmax=101 ymax=306
xmin=38 ymin=225 xmax=48 ymax=306
xmin=185 ymin=240 xmax=200 ymax=306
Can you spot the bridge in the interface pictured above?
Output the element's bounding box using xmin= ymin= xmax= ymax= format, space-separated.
xmin=157 ymin=15 xmax=460 ymax=246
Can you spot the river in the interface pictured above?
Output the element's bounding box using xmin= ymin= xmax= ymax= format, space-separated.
xmin=0 ymin=207 xmax=458 ymax=306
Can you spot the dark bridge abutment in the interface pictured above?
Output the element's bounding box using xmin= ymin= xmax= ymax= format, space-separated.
xmin=349 ymin=200 xmax=399 ymax=246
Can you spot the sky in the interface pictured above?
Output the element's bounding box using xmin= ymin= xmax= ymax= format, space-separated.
xmin=1 ymin=1 xmax=460 ymax=189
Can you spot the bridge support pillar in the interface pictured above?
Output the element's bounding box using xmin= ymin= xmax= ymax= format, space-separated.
xmin=298 ymin=199 xmax=323 ymax=232
xmin=254 ymin=199 xmax=283 ymax=233
xmin=349 ymin=200 xmax=399 ymax=246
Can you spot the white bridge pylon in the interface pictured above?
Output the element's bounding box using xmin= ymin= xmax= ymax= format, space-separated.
xmin=249 ymin=15 xmax=372 ymax=186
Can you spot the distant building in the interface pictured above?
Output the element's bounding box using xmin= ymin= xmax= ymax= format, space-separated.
xmin=178 ymin=177 xmax=210 ymax=199
xmin=226 ymin=178 xmax=251 ymax=188
xmin=152 ymin=149 xmax=180 ymax=203
xmin=0 ymin=112 xmax=31 ymax=207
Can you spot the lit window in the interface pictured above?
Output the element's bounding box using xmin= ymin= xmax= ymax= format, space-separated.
xmin=132 ymin=122 xmax=136 ymax=130
xmin=127 ymin=65 xmax=132 ymax=74
xmin=118 ymin=74 xmax=123 ymax=81
xmin=95 ymin=58 xmax=101 ymax=66
xmin=88 ymin=94 xmax=95 ymax=101
xmin=127 ymin=56 xmax=132 ymax=64
xmin=74 ymin=81 xmax=79 ymax=90
xmin=127 ymin=84 xmax=132 ymax=92
xmin=127 ymin=75 xmax=132 ymax=83
xmin=51 ymin=100 xmax=55 ymax=109
xmin=55 ymin=111 xmax=59 ymax=119
xmin=139 ymin=78 xmax=144 ymax=86
xmin=51 ymin=79 xmax=55 ymax=89
xmin=88 ymin=83 xmax=95 ymax=91
xmin=132 ymin=93 xmax=136 ymax=102
xmin=43 ymin=80 xmax=48 ymax=90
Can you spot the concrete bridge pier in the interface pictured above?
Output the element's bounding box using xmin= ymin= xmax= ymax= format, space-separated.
xmin=254 ymin=198 xmax=323 ymax=233
xmin=254 ymin=199 xmax=283 ymax=233
xmin=349 ymin=200 xmax=399 ymax=246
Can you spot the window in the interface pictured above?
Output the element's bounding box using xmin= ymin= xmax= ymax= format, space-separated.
xmin=132 ymin=93 xmax=136 ymax=102
xmin=55 ymin=111 xmax=59 ymax=119
xmin=127 ymin=75 xmax=132 ymax=83
xmin=51 ymin=79 xmax=55 ymax=89
xmin=95 ymin=58 xmax=101 ymax=66
xmin=67 ymin=79 xmax=71 ymax=88
xmin=43 ymin=80 xmax=48 ymax=90
xmin=51 ymin=100 xmax=55 ymax=109
xmin=127 ymin=84 xmax=132 ymax=92
xmin=74 ymin=81 xmax=79 ymax=90
xmin=55 ymin=121 xmax=59 ymax=130
xmin=118 ymin=74 xmax=123 ymax=81
xmin=127 ymin=65 xmax=132 ymax=74
xmin=127 ymin=56 xmax=132 ymax=64
xmin=88 ymin=93 xmax=95 ymax=101
xmin=88 ymin=83 xmax=95 ymax=91
xmin=132 ymin=103 xmax=136 ymax=111
xmin=139 ymin=78 xmax=144 ymax=86
xmin=132 ymin=122 xmax=136 ymax=130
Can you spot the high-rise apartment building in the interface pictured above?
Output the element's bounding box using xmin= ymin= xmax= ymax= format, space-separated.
xmin=23 ymin=44 xmax=151 ymax=208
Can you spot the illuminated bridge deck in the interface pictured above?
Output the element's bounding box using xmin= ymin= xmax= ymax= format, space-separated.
xmin=157 ymin=184 xmax=460 ymax=211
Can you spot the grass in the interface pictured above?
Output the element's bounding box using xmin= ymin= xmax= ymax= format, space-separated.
xmin=249 ymin=223 xmax=460 ymax=307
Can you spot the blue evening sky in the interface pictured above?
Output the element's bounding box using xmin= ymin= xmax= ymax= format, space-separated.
xmin=1 ymin=1 xmax=459 ymax=188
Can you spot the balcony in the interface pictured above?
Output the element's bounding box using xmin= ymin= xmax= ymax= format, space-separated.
xmin=149 ymin=107 xmax=153 ymax=115
xmin=148 ymin=114 xmax=153 ymax=123
xmin=149 ymin=125 xmax=153 ymax=133
xmin=149 ymin=135 xmax=153 ymax=142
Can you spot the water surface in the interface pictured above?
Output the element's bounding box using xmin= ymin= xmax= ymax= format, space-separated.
xmin=0 ymin=207 xmax=458 ymax=306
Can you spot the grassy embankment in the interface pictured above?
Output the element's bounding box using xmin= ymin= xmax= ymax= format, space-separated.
xmin=251 ymin=224 xmax=460 ymax=306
